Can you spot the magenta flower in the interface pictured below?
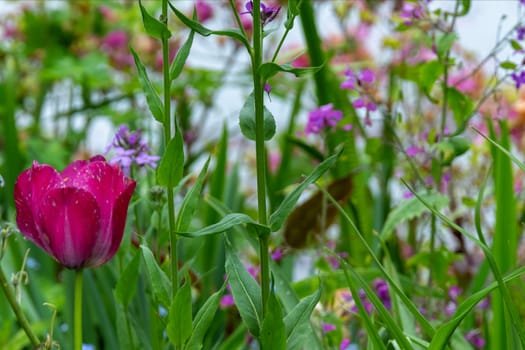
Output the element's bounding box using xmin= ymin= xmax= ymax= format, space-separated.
xmin=512 ymin=71 xmax=525 ymax=89
xmin=242 ymin=1 xmax=281 ymax=25
xmin=195 ymin=0 xmax=213 ymax=23
xmin=322 ymin=323 xmax=337 ymax=333
xmin=14 ymin=156 xmax=136 ymax=269
xmin=517 ymin=26 xmax=525 ymax=41
xmin=305 ymin=103 xmax=343 ymax=135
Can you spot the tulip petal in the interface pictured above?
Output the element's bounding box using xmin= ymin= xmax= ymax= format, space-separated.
xmin=14 ymin=163 xmax=60 ymax=251
xmin=87 ymin=182 xmax=136 ymax=267
xmin=37 ymin=187 xmax=101 ymax=269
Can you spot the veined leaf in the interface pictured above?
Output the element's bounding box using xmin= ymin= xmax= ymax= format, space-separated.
xmin=139 ymin=0 xmax=171 ymax=39
xmin=283 ymin=288 xmax=320 ymax=350
xmin=239 ymin=92 xmax=276 ymax=141
xmin=177 ymin=213 xmax=270 ymax=238
xmin=130 ymin=47 xmax=164 ymax=123
xmin=260 ymin=288 xmax=286 ymax=350
xmin=141 ymin=245 xmax=171 ymax=306
xmin=226 ymin=244 xmax=263 ymax=337
xmin=380 ymin=192 xmax=449 ymax=240
xmin=167 ymin=278 xmax=192 ymax=346
xmin=157 ymin=129 xmax=185 ymax=188
xmin=114 ymin=251 xmax=141 ymax=307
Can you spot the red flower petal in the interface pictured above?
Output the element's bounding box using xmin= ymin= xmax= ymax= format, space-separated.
xmin=86 ymin=182 xmax=136 ymax=267
xmin=37 ymin=187 xmax=101 ymax=269
xmin=14 ymin=162 xmax=60 ymax=251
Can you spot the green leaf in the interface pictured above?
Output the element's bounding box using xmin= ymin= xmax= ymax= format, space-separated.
xmin=141 ymin=245 xmax=171 ymax=306
xmin=226 ymin=244 xmax=263 ymax=337
xmin=168 ymin=2 xmax=250 ymax=49
xmin=380 ymin=192 xmax=449 ymax=240
xmin=258 ymin=62 xmax=323 ymax=81
xmin=429 ymin=266 xmax=525 ymax=349
xmin=457 ymin=0 xmax=471 ymax=16
xmin=436 ymin=32 xmax=457 ymax=58
xmin=418 ymin=60 xmax=442 ymax=98
xmin=447 ymin=87 xmax=473 ymax=133
xmin=176 ymin=157 xmax=210 ymax=232
xmin=269 ymin=149 xmax=341 ymax=232
xmin=239 ymin=92 xmax=276 ymax=141
xmin=260 ymin=288 xmax=286 ymax=350
xmin=510 ymin=40 xmax=523 ymax=52
xmin=500 ymin=61 xmax=517 ymax=70
xmin=168 ymin=278 xmax=192 ymax=346
xmin=283 ymin=288 xmax=320 ymax=350
xmin=139 ymin=0 xmax=171 ymax=39
xmin=170 ymin=28 xmax=195 ymax=81
xmin=177 ymin=213 xmax=270 ymax=238
xmin=114 ymin=251 xmax=141 ymax=307
xmin=130 ymin=47 xmax=164 ymax=123
xmin=186 ymin=285 xmax=225 ymax=350
xmin=435 ymin=136 xmax=470 ymax=165
xmin=157 ymin=129 xmax=185 ymax=188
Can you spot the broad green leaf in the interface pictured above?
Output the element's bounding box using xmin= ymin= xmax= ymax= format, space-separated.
xmin=269 ymin=149 xmax=341 ymax=232
xmin=436 ymin=32 xmax=457 ymax=58
xmin=168 ymin=2 xmax=249 ymax=49
xmin=381 ymin=193 xmax=449 ymax=240
xmin=177 ymin=213 xmax=270 ymax=238
xmin=258 ymin=62 xmax=322 ymax=81
xmin=114 ymin=251 xmax=141 ymax=307
xmin=457 ymin=0 xmax=471 ymax=16
xmin=170 ymin=28 xmax=195 ymax=81
xmin=239 ymin=93 xmax=276 ymax=141
xmin=435 ymin=136 xmax=470 ymax=165
xmin=418 ymin=60 xmax=442 ymax=97
xmin=186 ymin=285 xmax=225 ymax=350
xmin=168 ymin=279 xmax=192 ymax=346
xmin=130 ymin=47 xmax=164 ymax=123
xmin=429 ymin=266 xmax=525 ymax=349
xmin=139 ymin=0 xmax=171 ymax=39
xmin=141 ymin=245 xmax=171 ymax=306
xmin=157 ymin=129 xmax=185 ymax=188
xmin=500 ymin=61 xmax=517 ymax=70
xmin=176 ymin=157 xmax=210 ymax=232
xmin=115 ymin=303 xmax=139 ymax=350
xmin=260 ymin=288 xmax=286 ymax=350
xmin=283 ymin=288 xmax=320 ymax=350
xmin=226 ymin=245 xmax=263 ymax=337
xmin=447 ymin=87 xmax=473 ymax=132
xmin=510 ymin=40 xmax=523 ymax=51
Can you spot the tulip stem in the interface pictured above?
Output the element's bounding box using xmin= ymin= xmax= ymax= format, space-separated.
xmin=74 ymin=269 xmax=83 ymax=350
xmin=0 ymin=265 xmax=40 ymax=347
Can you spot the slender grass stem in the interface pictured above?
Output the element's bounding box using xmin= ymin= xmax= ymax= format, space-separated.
xmin=74 ymin=269 xmax=83 ymax=350
xmin=161 ymin=0 xmax=178 ymax=297
xmin=0 ymin=266 xmax=40 ymax=347
xmin=251 ymin=0 xmax=270 ymax=316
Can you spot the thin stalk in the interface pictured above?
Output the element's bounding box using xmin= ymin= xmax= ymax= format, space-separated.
xmin=161 ymin=0 xmax=178 ymax=296
xmin=251 ymin=0 xmax=270 ymax=317
xmin=74 ymin=269 xmax=83 ymax=350
xmin=0 ymin=266 xmax=40 ymax=347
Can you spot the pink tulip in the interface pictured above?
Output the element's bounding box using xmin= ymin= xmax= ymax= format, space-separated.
xmin=14 ymin=155 xmax=136 ymax=269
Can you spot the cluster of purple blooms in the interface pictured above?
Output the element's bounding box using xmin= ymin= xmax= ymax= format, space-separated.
xmin=106 ymin=125 xmax=160 ymax=176
xmin=304 ymin=104 xmax=347 ymax=135
xmin=345 ymin=278 xmax=392 ymax=315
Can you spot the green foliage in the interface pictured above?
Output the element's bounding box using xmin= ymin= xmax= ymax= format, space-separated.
xmin=239 ymin=92 xmax=276 ymax=141
xmin=157 ymin=128 xmax=185 ymax=188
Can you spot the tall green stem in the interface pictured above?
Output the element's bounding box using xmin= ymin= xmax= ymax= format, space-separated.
xmin=74 ymin=269 xmax=83 ymax=350
xmin=251 ymin=0 xmax=270 ymax=317
xmin=0 ymin=266 xmax=40 ymax=347
xmin=161 ymin=0 xmax=178 ymax=297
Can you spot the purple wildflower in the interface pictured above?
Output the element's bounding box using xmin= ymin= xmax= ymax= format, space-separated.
xmin=305 ymin=104 xmax=343 ymax=135
xmin=270 ymin=247 xmax=283 ymax=261
xmin=444 ymin=300 xmax=457 ymax=316
xmin=340 ymin=68 xmax=356 ymax=90
xmin=340 ymin=339 xmax=351 ymax=350
xmin=352 ymin=97 xmax=376 ymax=112
xmin=465 ymin=330 xmax=486 ymax=349
xmin=374 ymin=279 xmax=391 ymax=310
xmin=242 ymin=1 xmax=281 ymax=25
xmin=220 ymin=294 xmax=235 ymax=308
xmin=322 ymin=323 xmax=337 ymax=333
xmin=359 ymin=68 xmax=376 ymax=84
xmin=406 ymin=145 xmax=422 ymax=157
xmin=106 ymin=125 xmax=160 ymax=176
xmin=517 ymin=26 xmax=525 ymax=41
xmin=399 ymin=2 xmax=424 ymax=25
xmin=512 ymin=71 xmax=525 ymax=89
xmin=448 ymin=285 xmax=462 ymax=301
xmin=195 ymin=0 xmax=213 ymax=23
